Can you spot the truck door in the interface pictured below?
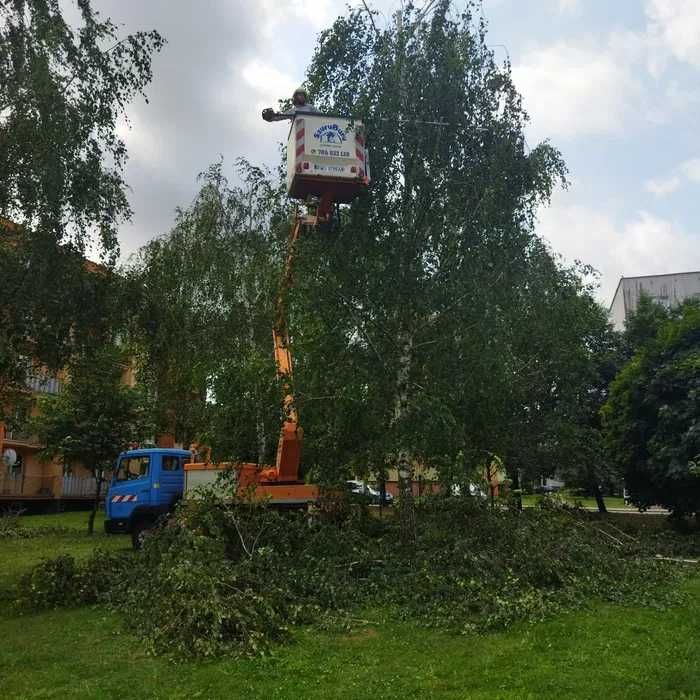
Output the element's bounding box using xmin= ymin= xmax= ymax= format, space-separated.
xmin=108 ymin=454 xmax=152 ymax=521
xmin=159 ymin=454 xmax=185 ymax=506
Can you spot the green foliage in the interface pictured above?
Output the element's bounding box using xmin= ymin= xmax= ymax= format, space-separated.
xmin=0 ymin=226 xmax=134 ymax=417
xmin=603 ymin=302 xmax=700 ymax=516
xmin=292 ymin=1 xmax=610 ymax=497
xmin=17 ymin=549 xmax=127 ymax=609
xmin=119 ymin=2 xmax=620 ymax=505
xmin=0 ymin=0 xmax=164 ymax=256
xmin=0 ymin=517 xmax=70 ymax=540
xmin=34 ymin=345 xmax=154 ymax=475
xmin=19 ymin=555 xmax=78 ymax=609
xmin=32 ymin=344 xmax=154 ymax=533
xmin=1 ymin=0 xmax=162 ymax=412
xmin=624 ymin=291 xmax=674 ymax=354
xmin=129 ymin=161 xmax=285 ymax=456
xmin=18 ymin=491 xmax=690 ymax=658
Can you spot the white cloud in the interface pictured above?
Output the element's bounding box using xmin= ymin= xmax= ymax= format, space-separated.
xmin=646 ymin=0 xmax=700 ymax=69
xmin=513 ymin=3 xmax=700 ymax=142
xmin=556 ymin=0 xmax=580 ymax=13
xmin=240 ymin=59 xmax=299 ymax=109
xmin=645 ymin=174 xmax=681 ymax=197
xmin=680 ymin=157 xmax=700 ymax=182
xmin=512 ymin=38 xmax=642 ymax=141
xmin=644 ymin=157 xmax=700 ymax=198
xmin=537 ymin=195 xmax=700 ymax=304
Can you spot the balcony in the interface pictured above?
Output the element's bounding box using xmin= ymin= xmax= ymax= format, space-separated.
xmin=3 ymin=427 xmax=37 ymax=445
xmin=0 ymin=474 xmax=99 ymax=499
xmin=26 ymin=372 xmax=62 ymax=395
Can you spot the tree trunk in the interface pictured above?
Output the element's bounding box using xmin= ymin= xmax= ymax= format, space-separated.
xmin=88 ymin=471 xmax=103 ymax=536
xmin=256 ymin=406 xmax=267 ymax=468
xmin=393 ymin=330 xmax=415 ymax=545
xmin=592 ymin=482 xmax=607 ymax=514
xmin=247 ymin=310 xmax=267 ymax=467
xmin=511 ymin=468 xmax=523 ymax=512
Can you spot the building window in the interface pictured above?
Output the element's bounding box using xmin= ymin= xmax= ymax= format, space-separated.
xmin=26 ymin=372 xmax=63 ymax=395
xmin=6 ymin=453 xmax=23 ymax=479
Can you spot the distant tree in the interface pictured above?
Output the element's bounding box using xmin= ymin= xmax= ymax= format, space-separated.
xmin=552 ymin=304 xmax=625 ymax=512
xmin=0 ymin=225 xmax=129 ymax=420
xmin=34 ymin=347 xmax=153 ymax=534
xmin=0 ymin=0 xmax=163 ymax=256
xmin=603 ymin=302 xmax=700 ymax=518
xmin=624 ymin=292 xmax=671 ymax=354
xmin=0 ymin=0 xmax=163 ymax=414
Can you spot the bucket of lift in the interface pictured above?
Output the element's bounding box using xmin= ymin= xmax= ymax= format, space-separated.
xmin=286 ymin=114 xmax=370 ymax=210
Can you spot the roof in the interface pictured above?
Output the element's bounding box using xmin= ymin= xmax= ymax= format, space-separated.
xmin=609 ymin=270 xmax=700 ymax=312
xmin=119 ymin=448 xmax=191 ymax=457
xmin=617 ymin=270 xmax=700 ymax=282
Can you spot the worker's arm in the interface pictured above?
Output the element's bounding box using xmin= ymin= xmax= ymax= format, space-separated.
xmin=262 ymin=108 xmax=293 ymax=122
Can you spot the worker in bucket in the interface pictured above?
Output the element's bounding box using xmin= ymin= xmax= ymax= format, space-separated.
xmin=262 ymin=86 xmax=319 ymax=122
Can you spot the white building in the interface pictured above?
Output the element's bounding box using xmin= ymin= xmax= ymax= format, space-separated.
xmin=609 ymin=271 xmax=700 ymax=331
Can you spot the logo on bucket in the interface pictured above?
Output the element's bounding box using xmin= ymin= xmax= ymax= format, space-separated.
xmin=313 ymin=123 xmax=347 ymax=145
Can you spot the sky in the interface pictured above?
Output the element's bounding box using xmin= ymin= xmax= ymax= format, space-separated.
xmin=82 ymin=0 xmax=700 ymax=305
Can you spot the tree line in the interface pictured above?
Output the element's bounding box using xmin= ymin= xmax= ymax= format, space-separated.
xmin=1 ymin=0 xmax=697 ymax=530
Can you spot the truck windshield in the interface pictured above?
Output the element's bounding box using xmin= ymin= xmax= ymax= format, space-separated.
xmin=115 ymin=456 xmax=150 ymax=481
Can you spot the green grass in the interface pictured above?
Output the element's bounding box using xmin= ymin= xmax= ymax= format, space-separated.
xmin=0 ymin=511 xmax=129 ymax=602
xmin=18 ymin=509 xmax=101 ymax=531
xmin=521 ymin=493 xmax=632 ymax=510
xmin=0 ymin=512 xmax=698 ymax=699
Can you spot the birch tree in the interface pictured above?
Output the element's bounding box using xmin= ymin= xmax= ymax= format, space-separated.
xmin=302 ymin=1 xmax=566 ymax=539
xmin=130 ymin=162 xmax=285 ymax=460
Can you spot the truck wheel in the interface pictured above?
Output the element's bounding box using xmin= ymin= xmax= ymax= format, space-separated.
xmin=131 ymin=519 xmax=152 ymax=550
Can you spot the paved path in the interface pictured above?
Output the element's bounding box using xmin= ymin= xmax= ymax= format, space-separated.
xmin=585 ymin=506 xmax=669 ymax=515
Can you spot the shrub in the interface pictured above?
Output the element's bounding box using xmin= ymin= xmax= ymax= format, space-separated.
xmin=18 ymin=549 xmax=130 ymax=610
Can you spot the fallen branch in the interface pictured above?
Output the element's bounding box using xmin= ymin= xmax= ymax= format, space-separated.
xmin=594 ymin=527 xmax=626 ymax=547
xmin=654 ymin=555 xmax=699 ymax=565
xmin=602 ymin=521 xmax=640 ymax=543
xmin=572 ymin=519 xmax=624 ymax=548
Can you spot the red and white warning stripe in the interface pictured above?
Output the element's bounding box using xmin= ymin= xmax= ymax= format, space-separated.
xmin=295 ymin=118 xmax=305 ymax=158
xmin=111 ymin=494 xmax=138 ymax=503
xmin=355 ymin=132 xmax=365 ymax=162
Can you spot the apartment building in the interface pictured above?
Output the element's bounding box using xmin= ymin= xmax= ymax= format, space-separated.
xmin=609 ymin=271 xmax=700 ymax=331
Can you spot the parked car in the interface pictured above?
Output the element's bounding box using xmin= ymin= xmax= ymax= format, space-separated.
xmin=450 ymin=483 xmax=487 ymax=498
xmin=533 ymin=484 xmax=562 ymax=494
xmin=346 ymin=480 xmax=393 ymax=506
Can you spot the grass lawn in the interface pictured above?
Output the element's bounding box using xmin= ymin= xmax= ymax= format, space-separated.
xmin=18 ymin=510 xmax=102 ymax=531
xmin=520 ymin=493 xmax=632 ymax=510
xmin=1 ymin=512 xmax=698 ymax=699
xmin=0 ymin=511 xmax=129 ymax=603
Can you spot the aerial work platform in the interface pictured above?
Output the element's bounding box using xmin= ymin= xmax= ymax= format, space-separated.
xmin=286 ymin=113 xmax=370 ymax=203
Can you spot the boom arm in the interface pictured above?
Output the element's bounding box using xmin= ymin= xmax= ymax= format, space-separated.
xmin=270 ymin=214 xmax=305 ymax=480
xmin=265 ymin=205 xmax=332 ymax=482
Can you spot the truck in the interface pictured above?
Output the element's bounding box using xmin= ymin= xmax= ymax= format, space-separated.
xmin=104 ymin=445 xmax=333 ymax=548
xmin=104 ymin=447 xmax=190 ymax=548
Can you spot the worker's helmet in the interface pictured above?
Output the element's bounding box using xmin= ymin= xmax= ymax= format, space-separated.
xmin=292 ymin=87 xmax=308 ymax=105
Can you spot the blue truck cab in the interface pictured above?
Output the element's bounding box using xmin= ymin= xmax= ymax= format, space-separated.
xmin=104 ymin=448 xmax=191 ymax=547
